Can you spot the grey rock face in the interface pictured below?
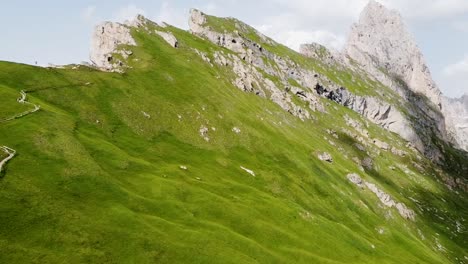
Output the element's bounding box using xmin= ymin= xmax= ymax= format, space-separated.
xmin=155 ymin=30 xmax=178 ymax=48
xmin=347 ymin=173 xmax=364 ymax=188
xmin=189 ymin=9 xmax=324 ymax=121
xmin=442 ymin=94 xmax=468 ymax=151
xmin=300 ymin=43 xmax=343 ymax=68
xmin=90 ymin=22 xmax=136 ymax=71
xmin=89 ymin=9 xmax=462 ymax=162
xmin=314 ymin=85 xmax=424 ymax=151
xmin=361 ymin=157 xmax=373 ymax=170
xmin=344 ymin=0 xmax=442 ymax=109
xmin=348 ymin=173 xmax=415 ymax=220
xmin=336 ymin=1 xmax=451 ymax=160
xmin=373 ymin=138 xmax=389 ymax=150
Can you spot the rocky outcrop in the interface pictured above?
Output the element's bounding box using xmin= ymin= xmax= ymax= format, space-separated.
xmin=442 ymin=94 xmax=468 ymax=151
xmin=314 ymin=85 xmax=424 ymax=151
xmin=347 ymin=173 xmax=415 ymax=220
xmin=344 ymin=0 xmax=442 ymax=109
xmin=318 ymin=152 xmax=333 ymax=163
xmin=191 ymin=4 xmax=442 ymax=160
xmin=90 ymin=22 xmax=136 ymax=71
xmin=299 ymin=43 xmax=343 ymax=69
xmin=86 ymin=8 xmax=460 ymax=163
xmin=155 ymin=30 xmax=178 ymax=48
xmin=189 ymin=9 xmax=324 ymax=120
xmin=329 ymin=0 xmax=451 ymax=160
xmin=347 ymin=173 xmax=364 ymax=188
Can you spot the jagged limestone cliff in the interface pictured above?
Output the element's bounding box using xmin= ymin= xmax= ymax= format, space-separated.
xmin=341 ymin=1 xmax=451 ymax=159
xmin=443 ymin=94 xmax=468 ymax=150
xmin=341 ymin=1 xmax=468 ymax=155
xmin=90 ymin=21 xmax=136 ymax=71
xmin=344 ymin=0 xmax=442 ymax=109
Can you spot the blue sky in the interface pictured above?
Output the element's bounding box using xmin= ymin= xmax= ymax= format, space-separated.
xmin=1 ymin=0 xmax=467 ymax=98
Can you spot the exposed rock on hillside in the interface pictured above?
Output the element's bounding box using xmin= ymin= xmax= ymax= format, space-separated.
xmin=315 ymin=85 xmax=422 ymax=149
xmin=442 ymin=94 xmax=468 ymax=151
xmin=318 ymin=152 xmax=333 ymax=163
xmin=303 ymin=0 xmax=455 ymax=159
xmin=155 ymin=30 xmax=178 ymax=48
xmin=188 ymin=9 xmax=325 ymax=120
xmin=344 ymin=0 xmax=442 ymax=109
xmin=300 ymin=43 xmax=342 ymax=68
xmin=90 ymin=22 xmax=136 ymax=71
xmin=89 ymin=7 xmax=465 ymax=164
xmin=347 ymin=173 xmax=416 ymax=220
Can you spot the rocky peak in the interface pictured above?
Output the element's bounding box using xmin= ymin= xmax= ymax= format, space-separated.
xmin=89 ymin=21 xmax=136 ymax=71
xmin=89 ymin=14 xmax=160 ymax=72
xmin=300 ymin=43 xmax=338 ymax=66
xmin=187 ymin=9 xmax=333 ymax=119
xmin=442 ymin=94 xmax=468 ymax=151
xmin=344 ymin=0 xmax=442 ymax=109
xmin=189 ymin=9 xmax=207 ymax=33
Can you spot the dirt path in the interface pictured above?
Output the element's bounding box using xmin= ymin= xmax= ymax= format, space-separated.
xmin=0 ymin=90 xmax=41 ymax=123
xmin=0 ymin=83 xmax=91 ymax=175
xmin=0 ymin=90 xmax=41 ymax=174
xmin=0 ymin=146 xmax=16 ymax=173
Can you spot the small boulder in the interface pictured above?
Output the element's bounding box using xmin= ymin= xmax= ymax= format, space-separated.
xmin=361 ymin=157 xmax=373 ymax=170
xmin=347 ymin=173 xmax=364 ymax=188
xmin=318 ymin=152 xmax=333 ymax=163
xmin=199 ymin=126 xmax=209 ymax=141
xmin=373 ymin=138 xmax=389 ymax=150
xmin=354 ymin=143 xmax=366 ymax=151
xmin=232 ymin=127 xmax=241 ymax=134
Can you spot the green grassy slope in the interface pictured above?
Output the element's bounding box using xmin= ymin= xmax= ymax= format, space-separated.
xmin=0 ymin=18 xmax=466 ymax=264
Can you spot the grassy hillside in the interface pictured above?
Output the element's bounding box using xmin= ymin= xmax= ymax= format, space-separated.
xmin=0 ymin=17 xmax=466 ymax=264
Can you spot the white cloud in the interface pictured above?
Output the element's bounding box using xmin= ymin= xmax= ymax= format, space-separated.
xmin=269 ymin=0 xmax=368 ymax=22
xmin=439 ymin=56 xmax=468 ymax=98
xmin=113 ymin=4 xmax=146 ymax=23
xmin=201 ymin=2 xmax=218 ymax=14
xmin=444 ymin=55 xmax=468 ymax=76
xmin=81 ymin=6 xmax=96 ymax=23
xmin=229 ymin=0 xmax=366 ymax=52
xmin=452 ymin=20 xmax=468 ymax=32
xmin=258 ymin=26 xmax=345 ymax=51
xmin=263 ymin=0 xmax=468 ymax=22
xmin=155 ymin=2 xmax=188 ymax=29
xmin=382 ymin=0 xmax=468 ymax=19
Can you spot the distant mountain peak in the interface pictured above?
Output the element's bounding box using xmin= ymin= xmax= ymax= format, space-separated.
xmin=345 ymin=0 xmax=442 ymax=109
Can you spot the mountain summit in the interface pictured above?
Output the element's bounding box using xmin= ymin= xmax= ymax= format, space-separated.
xmin=342 ymin=1 xmax=468 ymax=153
xmin=345 ymin=0 xmax=442 ymax=108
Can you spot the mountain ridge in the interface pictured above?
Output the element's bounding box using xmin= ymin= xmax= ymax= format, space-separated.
xmin=0 ymin=1 xmax=467 ymax=263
